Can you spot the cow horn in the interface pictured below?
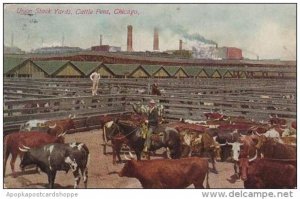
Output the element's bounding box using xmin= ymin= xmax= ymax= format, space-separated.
xmin=69 ymin=114 xmax=76 ymax=119
xmin=249 ymin=151 xmax=257 ymax=162
xmin=19 ymin=147 xmax=29 ymax=152
xmin=58 ymin=131 xmax=67 ymax=137
xmin=129 ymin=151 xmax=134 ymax=159
xmin=255 ymin=132 xmax=261 ymax=136
xmin=48 ymin=123 xmax=57 ymax=129
xmin=123 ymin=154 xmax=132 ymax=160
xmin=219 ymin=141 xmax=228 ymax=146
xmin=22 ymin=145 xmax=31 ymax=149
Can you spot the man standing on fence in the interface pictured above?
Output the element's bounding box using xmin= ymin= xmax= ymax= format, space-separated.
xmin=90 ymin=71 xmax=101 ymax=96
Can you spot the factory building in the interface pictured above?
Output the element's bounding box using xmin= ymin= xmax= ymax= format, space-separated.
xmin=216 ymin=47 xmax=243 ymax=60
xmin=32 ymin=46 xmax=82 ymax=54
xmin=91 ymin=34 xmax=121 ymax=52
xmin=91 ymin=45 xmax=121 ymax=52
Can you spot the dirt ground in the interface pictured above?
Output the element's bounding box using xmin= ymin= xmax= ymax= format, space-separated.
xmin=4 ymin=130 xmax=244 ymax=189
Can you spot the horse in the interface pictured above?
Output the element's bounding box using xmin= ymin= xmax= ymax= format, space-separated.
xmin=105 ymin=119 xmax=182 ymax=161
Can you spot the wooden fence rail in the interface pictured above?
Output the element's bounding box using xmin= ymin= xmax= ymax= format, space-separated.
xmin=3 ymin=78 xmax=296 ymax=133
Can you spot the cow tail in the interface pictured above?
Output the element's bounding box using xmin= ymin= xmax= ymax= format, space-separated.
xmin=3 ymin=135 xmax=10 ymax=175
xmin=206 ymin=171 xmax=210 ymax=189
xmin=103 ymin=125 xmax=108 ymax=144
xmin=87 ymin=153 xmax=90 ymax=167
xmin=82 ymin=144 xmax=90 ymax=167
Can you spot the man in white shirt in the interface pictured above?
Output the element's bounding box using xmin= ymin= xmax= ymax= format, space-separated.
xmin=90 ymin=71 xmax=101 ymax=96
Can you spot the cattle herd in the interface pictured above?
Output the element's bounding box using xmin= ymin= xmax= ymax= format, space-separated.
xmin=3 ymin=105 xmax=297 ymax=189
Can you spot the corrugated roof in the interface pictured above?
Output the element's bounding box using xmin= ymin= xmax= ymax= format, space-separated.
xmin=217 ymin=68 xmax=230 ymax=76
xmin=34 ymin=60 xmax=69 ymax=75
xmin=183 ymin=66 xmax=202 ymax=76
xmin=141 ymin=65 xmax=163 ymax=75
xmin=105 ymin=64 xmax=140 ymax=76
xmin=4 ymin=56 xmax=28 ymax=74
xmin=203 ymin=68 xmax=215 ymax=77
xmin=71 ymin=61 xmax=101 ymax=75
xmin=52 ymin=62 xmax=85 ymax=76
xmin=163 ymin=65 xmax=181 ymax=76
xmin=130 ymin=65 xmax=151 ymax=77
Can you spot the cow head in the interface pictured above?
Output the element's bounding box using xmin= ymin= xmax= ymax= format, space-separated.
xmin=119 ymin=160 xmax=136 ymax=177
xmin=238 ymin=157 xmax=249 ymax=181
xmin=19 ymin=147 xmax=34 ymax=170
xmin=55 ymin=132 xmax=66 ymax=143
xmin=228 ymin=142 xmax=243 ymax=161
xmin=238 ymin=151 xmax=258 ymax=181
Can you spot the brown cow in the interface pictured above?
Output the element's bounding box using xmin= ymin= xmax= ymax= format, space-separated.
xmin=3 ymin=131 xmax=65 ymax=177
xmin=291 ymin=120 xmax=296 ymax=130
xmin=204 ymin=112 xmax=224 ymax=120
xmin=259 ymin=137 xmax=296 ymax=159
xmin=239 ymin=158 xmax=296 ymax=188
xmin=46 ymin=115 xmax=75 ymax=136
xmin=268 ymin=115 xmax=287 ymax=126
xmin=119 ymin=157 xmax=210 ymax=188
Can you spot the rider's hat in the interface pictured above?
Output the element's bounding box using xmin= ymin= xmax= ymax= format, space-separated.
xmin=149 ymin=99 xmax=156 ymax=104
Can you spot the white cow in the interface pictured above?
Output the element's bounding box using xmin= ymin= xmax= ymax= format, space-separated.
xmin=20 ymin=119 xmax=49 ymax=131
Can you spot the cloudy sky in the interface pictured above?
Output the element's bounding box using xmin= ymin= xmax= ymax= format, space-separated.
xmin=4 ymin=4 xmax=296 ymax=60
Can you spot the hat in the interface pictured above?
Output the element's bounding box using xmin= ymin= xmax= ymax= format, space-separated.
xmin=149 ymin=99 xmax=156 ymax=104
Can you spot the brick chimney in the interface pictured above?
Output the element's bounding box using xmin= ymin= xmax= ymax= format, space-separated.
xmin=153 ymin=27 xmax=159 ymax=51
xmin=179 ymin=39 xmax=182 ymax=50
xmin=127 ymin=25 xmax=133 ymax=52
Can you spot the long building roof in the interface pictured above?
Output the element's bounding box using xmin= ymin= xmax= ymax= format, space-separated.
xmin=25 ymin=51 xmax=296 ymax=67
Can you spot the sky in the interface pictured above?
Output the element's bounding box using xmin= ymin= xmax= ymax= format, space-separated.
xmin=3 ymin=4 xmax=296 ymax=60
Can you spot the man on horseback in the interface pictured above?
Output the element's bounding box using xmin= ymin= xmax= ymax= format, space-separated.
xmin=144 ymin=99 xmax=159 ymax=153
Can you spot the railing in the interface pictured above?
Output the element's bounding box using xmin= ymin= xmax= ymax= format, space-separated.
xmin=3 ymin=78 xmax=296 ymax=133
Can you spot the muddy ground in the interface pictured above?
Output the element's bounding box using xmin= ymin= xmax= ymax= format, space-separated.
xmin=4 ymin=130 xmax=243 ymax=189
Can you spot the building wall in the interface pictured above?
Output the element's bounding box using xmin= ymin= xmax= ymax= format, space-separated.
xmin=98 ymin=67 xmax=114 ymax=77
xmin=8 ymin=61 xmax=45 ymax=78
xmin=198 ymin=70 xmax=208 ymax=78
xmin=56 ymin=64 xmax=82 ymax=77
xmin=227 ymin=47 xmax=243 ymax=60
xmin=91 ymin=45 xmax=110 ymax=51
xmin=131 ymin=69 xmax=148 ymax=78
xmin=154 ymin=69 xmax=169 ymax=78
xmin=223 ymin=71 xmax=233 ymax=78
xmin=212 ymin=71 xmax=221 ymax=78
xmin=174 ymin=69 xmax=187 ymax=78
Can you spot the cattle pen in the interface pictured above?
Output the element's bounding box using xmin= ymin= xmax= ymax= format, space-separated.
xmin=3 ymin=76 xmax=297 ymax=189
xmin=3 ymin=77 xmax=296 ymax=134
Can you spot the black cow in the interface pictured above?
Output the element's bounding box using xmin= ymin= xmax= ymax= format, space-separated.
xmin=19 ymin=142 xmax=89 ymax=189
xmin=207 ymin=128 xmax=240 ymax=161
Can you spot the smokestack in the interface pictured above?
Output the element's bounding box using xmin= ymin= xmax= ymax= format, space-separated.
xmin=100 ymin=35 xmax=103 ymax=46
xmin=127 ymin=25 xmax=133 ymax=52
xmin=62 ymin=34 xmax=65 ymax=47
xmin=179 ymin=39 xmax=182 ymax=51
xmin=11 ymin=33 xmax=14 ymax=47
xmin=153 ymin=27 xmax=159 ymax=51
